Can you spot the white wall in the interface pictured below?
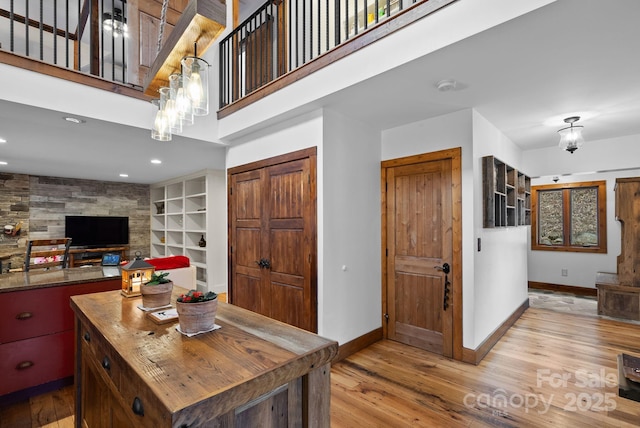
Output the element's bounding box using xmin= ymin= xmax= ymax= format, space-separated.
xmin=321 ymin=109 xmax=381 ymax=344
xmin=0 ymin=63 xmax=218 ymax=144
xmin=225 ymin=108 xmax=382 ymax=345
xmin=523 ymin=134 xmax=640 ymax=289
xmin=471 ymin=111 xmax=529 ymax=349
xmin=208 ymin=170 xmax=229 ymax=295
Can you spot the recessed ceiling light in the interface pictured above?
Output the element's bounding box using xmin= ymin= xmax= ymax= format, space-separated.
xmin=64 ymin=116 xmax=85 ymax=124
xmin=0 ymin=137 xmax=6 ymax=143
xmin=0 ymin=161 xmax=7 ymax=165
xmin=436 ymin=79 xmax=457 ymax=92
xmin=151 ymin=159 xmax=162 ymax=164
xmin=119 ymin=173 xmax=129 ymax=178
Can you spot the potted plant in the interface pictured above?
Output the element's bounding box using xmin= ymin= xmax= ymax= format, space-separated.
xmin=140 ymin=272 xmax=173 ymax=309
xmin=176 ymin=289 xmax=218 ymax=334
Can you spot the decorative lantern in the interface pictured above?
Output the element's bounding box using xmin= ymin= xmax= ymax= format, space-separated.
xmin=121 ymin=252 xmax=155 ymax=297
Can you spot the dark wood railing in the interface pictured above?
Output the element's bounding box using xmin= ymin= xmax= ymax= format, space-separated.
xmin=0 ymin=0 xmax=130 ymax=85
xmin=219 ymin=0 xmax=420 ymax=108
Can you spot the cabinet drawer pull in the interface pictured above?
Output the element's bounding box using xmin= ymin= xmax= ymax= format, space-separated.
xmin=84 ymin=332 xmax=91 ymax=342
xmin=16 ymin=361 xmax=34 ymax=370
xmin=102 ymin=356 xmax=111 ymax=371
xmin=132 ymin=397 xmax=144 ymax=416
xmin=16 ymin=312 xmax=33 ymax=320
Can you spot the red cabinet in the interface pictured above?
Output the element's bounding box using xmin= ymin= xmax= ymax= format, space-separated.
xmin=0 ymin=279 xmax=121 ymax=396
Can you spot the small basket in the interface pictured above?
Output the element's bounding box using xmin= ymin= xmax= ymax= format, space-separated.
xmin=176 ymin=298 xmax=218 ymax=334
xmin=140 ymin=281 xmax=173 ymax=309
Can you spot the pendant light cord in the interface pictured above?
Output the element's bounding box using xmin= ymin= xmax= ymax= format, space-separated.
xmin=157 ymin=0 xmax=169 ymax=55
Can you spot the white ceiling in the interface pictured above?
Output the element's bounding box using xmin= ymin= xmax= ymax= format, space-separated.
xmin=0 ymin=0 xmax=639 ymax=184
xmin=322 ymin=0 xmax=640 ymax=149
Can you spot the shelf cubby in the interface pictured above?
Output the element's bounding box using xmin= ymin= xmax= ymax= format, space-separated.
xmin=483 ymin=156 xmax=531 ymax=228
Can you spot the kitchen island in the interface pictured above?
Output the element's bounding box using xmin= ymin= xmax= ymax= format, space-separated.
xmin=0 ymin=266 xmax=121 ymax=399
xmin=71 ymin=287 xmax=338 ymax=427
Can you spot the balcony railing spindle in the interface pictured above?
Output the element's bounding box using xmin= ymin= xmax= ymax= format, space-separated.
xmin=25 ymin=0 xmax=29 ymax=57
xmin=77 ymin=0 xmax=81 ymax=72
xmin=101 ymin=0 xmax=104 ymax=77
xmin=54 ymin=0 xmax=58 ymax=64
xmin=39 ymin=0 xmax=44 ymax=60
xmin=9 ymin=0 xmax=14 ymax=52
xmin=65 ymin=0 xmax=69 ymax=67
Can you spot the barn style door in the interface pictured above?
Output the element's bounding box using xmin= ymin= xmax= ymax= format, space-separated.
xmin=229 ymin=148 xmax=317 ymax=332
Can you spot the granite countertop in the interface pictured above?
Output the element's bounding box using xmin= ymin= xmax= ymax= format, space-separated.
xmin=0 ymin=266 xmax=122 ymax=293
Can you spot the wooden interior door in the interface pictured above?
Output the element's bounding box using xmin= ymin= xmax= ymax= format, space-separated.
xmin=384 ymin=155 xmax=454 ymax=356
xmin=229 ymin=148 xmax=317 ymax=332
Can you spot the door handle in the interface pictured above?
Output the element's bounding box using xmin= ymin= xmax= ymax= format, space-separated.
xmin=255 ymin=258 xmax=271 ymax=269
xmin=434 ymin=263 xmax=451 ymax=310
xmin=434 ymin=262 xmax=450 ymax=274
xmin=443 ymin=275 xmax=451 ymax=311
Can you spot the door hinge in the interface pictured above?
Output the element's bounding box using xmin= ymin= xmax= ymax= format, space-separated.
xmin=230 ymin=246 xmax=233 ymax=254
xmin=384 ymin=313 xmax=389 ymax=322
xmin=229 ymin=187 xmax=232 ymax=195
xmin=385 ymin=181 xmax=388 ymax=191
xmin=308 ymin=174 xmax=311 ymax=184
xmin=385 ymin=248 xmax=388 ymax=257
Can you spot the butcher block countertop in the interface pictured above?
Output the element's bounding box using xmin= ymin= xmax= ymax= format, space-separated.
xmin=0 ymin=266 xmax=121 ymax=293
xmin=71 ymin=286 xmax=338 ymax=427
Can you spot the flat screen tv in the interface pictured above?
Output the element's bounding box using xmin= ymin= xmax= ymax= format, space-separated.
xmin=65 ymin=216 xmax=129 ymax=248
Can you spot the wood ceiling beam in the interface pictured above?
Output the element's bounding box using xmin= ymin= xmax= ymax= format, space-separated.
xmin=143 ymin=0 xmax=226 ymax=97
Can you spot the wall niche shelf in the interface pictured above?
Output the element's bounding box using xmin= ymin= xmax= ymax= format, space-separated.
xmin=482 ymin=156 xmax=531 ymax=228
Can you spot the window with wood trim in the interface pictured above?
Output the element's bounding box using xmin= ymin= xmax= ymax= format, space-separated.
xmin=531 ymin=180 xmax=607 ymax=253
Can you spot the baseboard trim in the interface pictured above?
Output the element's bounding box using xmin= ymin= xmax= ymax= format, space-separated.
xmin=0 ymin=376 xmax=73 ymax=406
xmin=462 ymin=299 xmax=529 ymax=365
xmin=334 ymin=327 xmax=383 ymax=363
xmin=528 ymin=281 xmax=597 ymax=297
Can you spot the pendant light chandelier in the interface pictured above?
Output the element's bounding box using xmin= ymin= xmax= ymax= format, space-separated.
xmin=151 ymin=43 xmax=210 ymax=141
xmin=558 ymin=116 xmax=585 ymax=154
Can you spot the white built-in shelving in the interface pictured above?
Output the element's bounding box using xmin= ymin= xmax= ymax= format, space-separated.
xmin=150 ymin=170 xmax=226 ymax=293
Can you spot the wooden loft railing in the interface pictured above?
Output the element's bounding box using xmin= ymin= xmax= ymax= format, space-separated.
xmin=0 ymin=0 xmax=188 ymax=100
xmin=218 ymin=0 xmax=457 ymax=117
xmin=0 ymin=49 xmax=149 ymax=100
xmin=2 ymin=0 xmax=455 ymax=114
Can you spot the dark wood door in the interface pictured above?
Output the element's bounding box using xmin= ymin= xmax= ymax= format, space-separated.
xmin=385 ymin=157 xmax=453 ymax=356
xmin=229 ymin=149 xmax=317 ymax=332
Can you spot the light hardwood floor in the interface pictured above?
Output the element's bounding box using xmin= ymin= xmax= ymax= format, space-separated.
xmin=2 ymin=306 xmax=640 ymax=427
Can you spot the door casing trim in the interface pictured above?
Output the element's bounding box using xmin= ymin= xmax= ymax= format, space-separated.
xmin=381 ymin=147 xmax=463 ymax=361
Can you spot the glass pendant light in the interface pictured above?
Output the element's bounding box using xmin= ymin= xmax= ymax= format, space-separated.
xmin=170 ymin=73 xmax=194 ymax=126
xmin=151 ymin=92 xmax=171 ymax=141
xmin=558 ymin=116 xmax=584 ymax=154
xmin=162 ymin=86 xmax=182 ymax=135
xmin=181 ymin=44 xmax=209 ymax=116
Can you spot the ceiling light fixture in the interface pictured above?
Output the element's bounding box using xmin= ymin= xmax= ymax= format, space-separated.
xmin=0 ymin=137 xmax=6 ymax=143
xmin=64 ymin=117 xmax=85 ymax=124
xmin=151 ymin=159 xmax=162 ymax=164
xmin=119 ymin=173 xmax=129 ymax=178
xmin=151 ymin=43 xmax=209 ymax=141
xmin=0 ymin=161 xmax=7 ymax=165
xmin=103 ymin=7 xmax=129 ymax=38
xmin=558 ymin=116 xmax=584 ymax=154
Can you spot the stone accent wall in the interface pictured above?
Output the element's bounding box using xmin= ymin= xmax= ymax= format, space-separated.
xmin=0 ymin=172 xmax=150 ymax=269
xmin=29 ymin=175 xmax=150 ymax=258
xmin=0 ymin=173 xmax=30 ymax=249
